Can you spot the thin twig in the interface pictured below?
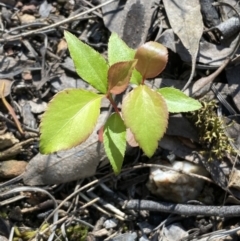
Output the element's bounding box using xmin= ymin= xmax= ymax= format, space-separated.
xmin=123 ymin=199 xmax=240 ymax=217
xmin=87 ymin=191 xmax=126 ymax=218
xmin=184 ymin=58 xmax=230 ymax=97
xmin=0 ymin=83 xmax=24 ymax=134
xmin=0 ymin=0 xmax=117 ymax=43
xmin=0 ymin=186 xmax=58 ymax=241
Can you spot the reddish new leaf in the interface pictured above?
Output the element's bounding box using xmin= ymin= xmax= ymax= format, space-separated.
xmin=108 ymin=60 xmax=137 ymax=95
xmin=135 ymin=41 xmax=168 ymax=79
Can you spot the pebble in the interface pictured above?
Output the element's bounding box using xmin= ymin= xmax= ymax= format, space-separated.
xmin=109 ymin=232 xmax=137 ymax=241
xmin=0 ymin=132 xmax=19 ymax=150
xmin=103 ymin=218 xmax=118 ymax=229
xmin=146 ymin=160 xmax=209 ymax=203
xmin=0 ymin=160 xmax=27 ymax=178
xmin=162 ymin=223 xmax=188 ymax=241
xmin=228 ymin=169 xmax=240 ymax=190
xmin=0 ymin=236 xmax=8 ymax=241
xmin=138 ymin=221 xmax=154 ymax=234
xmin=20 ymin=14 xmax=35 ymax=24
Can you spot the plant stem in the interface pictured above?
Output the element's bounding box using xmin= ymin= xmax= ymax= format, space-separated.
xmin=141 ymin=76 xmax=146 ymax=85
xmin=107 ymin=94 xmax=120 ymax=115
xmin=1 ymin=83 xmax=24 ymax=135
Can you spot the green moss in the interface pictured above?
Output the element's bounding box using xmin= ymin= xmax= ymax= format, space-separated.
xmin=66 ymin=224 xmax=88 ymax=241
xmin=189 ymin=100 xmax=236 ymax=160
xmin=13 ymin=223 xmax=88 ymax=241
xmin=13 ymin=223 xmax=51 ymax=241
xmin=0 ymin=211 xmax=8 ymax=219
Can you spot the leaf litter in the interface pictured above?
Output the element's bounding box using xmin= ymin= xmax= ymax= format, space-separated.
xmin=1 ymin=0 xmax=240 ymax=240
xmin=162 ymin=0 xmax=203 ymax=90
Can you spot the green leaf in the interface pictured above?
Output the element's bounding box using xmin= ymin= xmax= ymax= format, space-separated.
xmin=64 ymin=31 xmax=108 ymax=94
xmin=135 ymin=41 xmax=168 ymax=79
xmin=108 ymin=32 xmax=136 ymax=65
xmin=122 ymin=85 xmax=168 ymax=157
xmin=40 ymin=89 xmax=103 ymax=153
xmin=103 ymin=113 xmax=126 ymax=174
xmin=158 ymin=87 xmax=202 ymax=113
xmin=130 ymin=69 xmax=143 ymax=85
xmin=108 ymin=60 xmax=137 ymax=94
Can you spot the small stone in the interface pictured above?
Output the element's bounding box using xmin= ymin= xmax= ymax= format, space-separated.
xmin=22 ymin=70 xmax=32 ymax=81
xmin=228 ymin=169 xmax=240 ymax=190
xmin=138 ymin=221 xmax=154 ymax=234
xmin=0 ymin=236 xmax=8 ymax=241
xmin=0 ymin=160 xmax=27 ymax=178
xmin=163 ymin=223 xmax=188 ymax=241
xmin=92 ymin=228 xmax=109 ymax=237
xmin=20 ymin=14 xmax=35 ymax=24
xmin=103 ymin=218 xmax=118 ymax=229
xmin=0 ymin=132 xmax=19 ymax=150
xmin=29 ymin=100 xmax=47 ymax=114
xmin=146 ymin=160 xmax=209 ymax=203
xmin=109 ymin=232 xmax=137 ymax=241
xmin=139 ymin=236 xmax=149 ymax=241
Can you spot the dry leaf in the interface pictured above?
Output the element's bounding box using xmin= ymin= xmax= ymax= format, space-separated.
xmin=23 ymin=139 xmax=106 ymax=185
xmin=162 ymin=0 xmax=203 ymax=88
xmin=158 ymin=29 xmax=236 ymax=66
xmin=0 ymin=79 xmax=12 ymax=97
xmin=57 ymin=39 xmax=68 ymax=55
xmin=101 ymin=0 xmax=157 ymax=48
xmin=23 ymin=112 xmax=109 ymax=185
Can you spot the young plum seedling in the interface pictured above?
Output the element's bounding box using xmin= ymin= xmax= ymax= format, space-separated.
xmin=40 ymin=31 xmax=202 ymax=174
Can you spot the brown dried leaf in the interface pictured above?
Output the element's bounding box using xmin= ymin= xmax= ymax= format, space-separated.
xmin=158 ymin=29 xmax=236 ymax=66
xmin=57 ymin=39 xmax=68 ymax=55
xmin=101 ymin=0 xmax=157 ymax=48
xmin=23 ymin=139 xmax=106 ymax=185
xmin=162 ymin=0 xmax=203 ymax=88
xmin=23 ymin=112 xmax=109 ymax=185
xmin=0 ymin=79 xmax=12 ymax=97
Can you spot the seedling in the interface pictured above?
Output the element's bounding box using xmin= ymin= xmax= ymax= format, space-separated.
xmin=40 ymin=31 xmax=202 ymax=174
